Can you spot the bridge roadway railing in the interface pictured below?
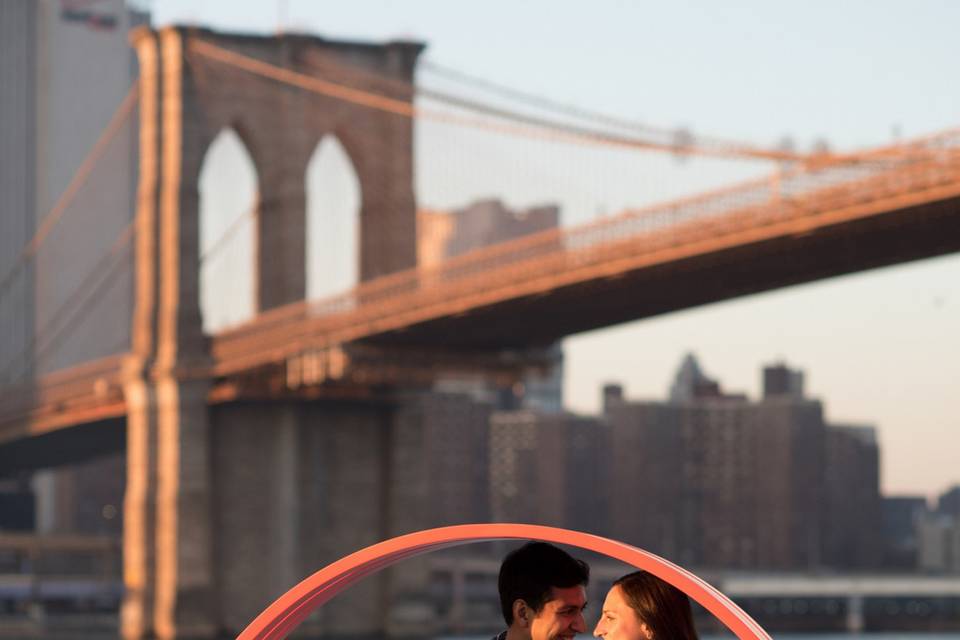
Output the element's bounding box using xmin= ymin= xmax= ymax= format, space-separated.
xmin=0 ymin=354 xmax=126 ymax=438
xmin=210 ymin=131 xmax=960 ymax=375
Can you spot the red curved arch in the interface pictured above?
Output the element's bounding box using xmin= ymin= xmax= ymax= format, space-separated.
xmin=238 ymin=523 xmax=771 ymax=640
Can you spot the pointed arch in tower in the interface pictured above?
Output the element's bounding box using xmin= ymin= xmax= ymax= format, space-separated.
xmin=305 ymin=134 xmax=361 ymax=301
xmin=198 ymin=127 xmax=258 ymax=333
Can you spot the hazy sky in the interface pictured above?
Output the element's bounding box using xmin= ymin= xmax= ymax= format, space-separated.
xmin=153 ymin=0 xmax=959 ymax=499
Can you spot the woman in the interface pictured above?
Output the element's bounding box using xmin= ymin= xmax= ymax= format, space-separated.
xmin=593 ymin=570 xmax=699 ymax=640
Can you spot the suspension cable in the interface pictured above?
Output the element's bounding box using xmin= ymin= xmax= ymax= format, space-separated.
xmin=1 ymin=219 xmax=136 ymax=383
xmin=187 ymin=39 xmax=802 ymax=163
xmin=420 ymin=59 xmax=794 ymax=159
xmin=0 ymin=84 xmax=138 ymax=305
xmin=199 ymin=200 xmax=259 ymax=264
xmin=301 ymin=48 xmax=801 ymax=162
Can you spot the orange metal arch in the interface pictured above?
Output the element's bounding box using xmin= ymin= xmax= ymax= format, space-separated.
xmin=238 ymin=523 xmax=771 ymax=640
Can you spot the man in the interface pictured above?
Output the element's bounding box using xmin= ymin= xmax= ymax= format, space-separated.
xmin=494 ymin=541 xmax=590 ymax=640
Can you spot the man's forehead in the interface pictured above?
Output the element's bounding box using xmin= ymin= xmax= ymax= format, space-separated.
xmin=546 ymin=585 xmax=588 ymax=607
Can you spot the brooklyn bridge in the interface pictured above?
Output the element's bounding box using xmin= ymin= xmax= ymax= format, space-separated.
xmin=1 ymin=18 xmax=959 ymax=640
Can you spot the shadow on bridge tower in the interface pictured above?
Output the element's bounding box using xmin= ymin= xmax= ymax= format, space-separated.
xmin=123 ymin=25 xmax=423 ymax=639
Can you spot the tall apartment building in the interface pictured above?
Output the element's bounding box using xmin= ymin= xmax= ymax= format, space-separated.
xmin=489 ymin=410 xmax=609 ymax=536
xmin=938 ymin=485 xmax=960 ymax=518
xmin=823 ymin=424 xmax=882 ymax=568
xmin=391 ymin=392 xmax=494 ymax=531
xmin=753 ymin=372 xmax=826 ymax=570
xmin=606 ymin=356 xmax=879 ymax=571
xmin=607 ymin=360 xmax=783 ymax=569
xmin=916 ymin=511 xmax=960 ymax=574
xmin=903 ymin=485 xmax=960 ymax=574
xmin=1 ymin=1 xmax=145 ymax=535
xmin=606 ymin=399 xmax=689 ymax=561
xmin=418 ymin=199 xmax=559 ymax=267
xmin=881 ymin=496 xmax=929 ymax=569
xmin=762 ymin=362 xmax=805 ymax=399
xmin=0 ymin=0 xmax=143 ymax=381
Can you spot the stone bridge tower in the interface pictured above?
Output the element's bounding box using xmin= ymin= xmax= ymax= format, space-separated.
xmin=124 ymin=25 xmax=422 ymax=639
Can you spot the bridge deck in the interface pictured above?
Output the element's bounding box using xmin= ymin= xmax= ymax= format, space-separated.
xmin=211 ymin=147 xmax=960 ymax=370
xmin=2 ymin=139 xmax=959 ymax=446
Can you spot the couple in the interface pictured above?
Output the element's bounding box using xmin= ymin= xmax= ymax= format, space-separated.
xmin=493 ymin=542 xmax=698 ymax=640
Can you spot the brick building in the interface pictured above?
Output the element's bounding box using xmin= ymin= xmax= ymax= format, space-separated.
xmin=392 ymin=392 xmax=494 ymax=530
xmin=0 ymin=0 xmax=144 ymax=378
xmin=489 ymin=410 xmax=609 ymax=536
xmin=938 ymin=485 xmax=960 ymax=518
xmin=823 ymin=424 xmax=882 ymax=569
xmin=606 ymin=356 xmax=880 ymax=571
xmin=916 ymin=511 xmax=960 ymax=574
xmin=881 ymin=496 xmax=930 ymax=569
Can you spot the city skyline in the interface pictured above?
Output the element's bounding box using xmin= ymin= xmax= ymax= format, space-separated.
xmin=565 ymin=350 xmax=934 ymax=496
xmin=155 ymin=0 xmax=960 ymax=499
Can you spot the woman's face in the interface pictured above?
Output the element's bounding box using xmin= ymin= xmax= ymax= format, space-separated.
xmin=593 ymin=585 xmax=653 ymax=640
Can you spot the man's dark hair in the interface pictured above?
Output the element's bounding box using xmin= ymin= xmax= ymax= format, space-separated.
xmin=497 ymin=541 xmax=590 ymax=625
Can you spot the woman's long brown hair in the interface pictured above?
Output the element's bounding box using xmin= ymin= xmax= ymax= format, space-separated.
xmin=614 ymin=571 xmax=700 ymax=640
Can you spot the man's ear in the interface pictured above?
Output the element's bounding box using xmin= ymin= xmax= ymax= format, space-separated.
xmin=512 ymin=599 xmax=530 ymax=628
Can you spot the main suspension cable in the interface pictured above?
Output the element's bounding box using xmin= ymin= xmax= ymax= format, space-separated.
xmin=187 ymin=39 xmax=802 ymax=163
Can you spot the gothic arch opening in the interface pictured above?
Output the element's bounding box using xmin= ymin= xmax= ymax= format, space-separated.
xmin=305 ymin=134 xmax=361 ymax=302
xmin=198 ymin=127 xmax=258 ymax=333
